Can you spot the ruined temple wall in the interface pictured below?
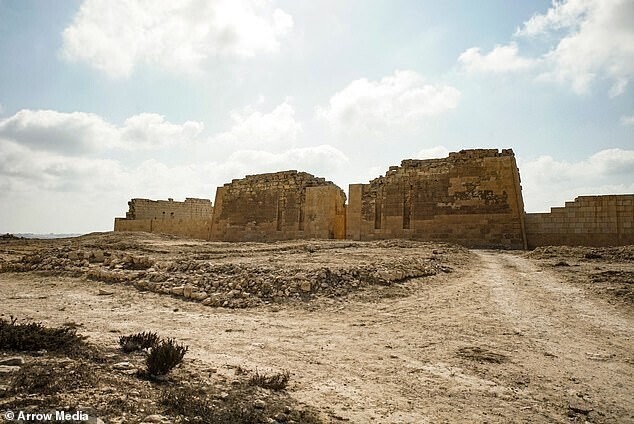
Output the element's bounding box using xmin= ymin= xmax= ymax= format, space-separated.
xmin=114 ymin=197 xmax=213 ymax=239
xmin=525 ymin=195 xmax=634 ymax=248
xmin=347 ymin=149 xmax=526 ymax=248
xmin=114 ymin=217 xmax=152 ymax=233
xmin=126 ymin=198 xmax=213 ymax=220
xmin=304 ymin=185 xmax=347 ymax=240
xmin=209 ymin=171 xmax=346 ymax=242
xmin=114 ymin=217 xmax=213 ymax=240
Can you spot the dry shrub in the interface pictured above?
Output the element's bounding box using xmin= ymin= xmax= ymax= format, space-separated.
xmin=119 ymin=331 xmax=159 ymax=352
xmin=0 ymin=316 xmax=87 ymax=355
xmin=248 ymin=369 xmax=290 ymax=391
xmin=10 ymin=361 xmax=96 ymax=395
xmin=145 ymin=338 xmax=188 ymax=377
xmin=161 ymin=386 xmax=263 ymax=424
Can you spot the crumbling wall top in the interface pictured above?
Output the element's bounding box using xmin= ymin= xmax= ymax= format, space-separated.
xmin=222 ymin=170 xmax=339 ymax=191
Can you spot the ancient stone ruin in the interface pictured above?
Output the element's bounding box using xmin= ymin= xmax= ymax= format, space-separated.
xmin=346 ymin=149 xmax=526 ymax=248
xmin=114 ymin=198 xmax=213 ymax=240
xmin=525 ymin=195 xmax=634 ymax=248
xmin=210 ymin=170 xmax=346 ymax=242
xmin=113 ymin=149 xmax=634 ymax=248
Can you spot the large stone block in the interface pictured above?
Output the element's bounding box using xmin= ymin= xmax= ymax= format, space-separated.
xmin=347 ymin=149 xmax=527 ymax=248
xmin=210 ymin=170 xmax=346 ymax=242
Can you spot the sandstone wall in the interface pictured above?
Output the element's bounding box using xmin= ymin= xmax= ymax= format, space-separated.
xmin=210 ymin=171 xmax=346 ymax=241
xmin=347 ymin=149 xmax=527 ymax=248
xmin=125 ymin=198 xmax=213 ymax=220
xmin=114 ymin=217 xmax=213 ymax=240
xmin=114 ymin=197 xmax=213 ymax=240
xmin=525 ymin=195 xmax=634 ymax=248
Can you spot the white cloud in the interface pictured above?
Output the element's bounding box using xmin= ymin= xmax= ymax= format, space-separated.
xmin=120 ymin=113 xmax=204 ymax=149
xmin=515 ymin=0 xmax=590 ymax=37
xmin=458 ymin=43 xmax=537 ymax=73
xmin=620 ymin=115 xmax=634 ymax=126
xmin=62 ymin=0 xmax=293 ymax=78
xmin=462 ymin=0 xmax=634 ymax=96
xmin=0 ymin=110 xmax=117 ymax=154
xmin=317 ymin=70 xmax=461 ymax=136
xmin=0 ymin=140 xmax=125 ymax=193
xmin=520 ymin=148 xmax=634 ymax=211
xmin=226 ymin=144 xmax=349 ymax=176
xmin=213 ymin=100 xmax=302 ymax=150
xmin=416 ymin=145 xmax=450 ymax=159
xmin=0 ymin=109 xmax=203 ymax=154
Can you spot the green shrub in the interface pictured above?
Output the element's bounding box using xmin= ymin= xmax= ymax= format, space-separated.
xmin=145 ymin=338 xmax=188 ymax=377
xmin=119 ymin=331 xmax=159 ymax=352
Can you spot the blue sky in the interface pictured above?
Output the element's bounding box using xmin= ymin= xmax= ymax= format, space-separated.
xmin=0 ymin=0 xmax=632 ymax=233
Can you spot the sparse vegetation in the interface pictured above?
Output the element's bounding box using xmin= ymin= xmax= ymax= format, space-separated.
xmin=248 ymin=369 xmax=291 ymax=391
xmin=145 ymin=338 xmax=188 ymax=377
xmin=9 ymin=361 xmax=96 ymax=395
xmin=119 ymin=331 xmax=160 ymax=352
xmin=161 ymin=384 xmax=321 ymax=424
xmin=0 ymin=316 xmax=87 ymax=355
xmin=161 ymin=386 xmax=264 ymax=424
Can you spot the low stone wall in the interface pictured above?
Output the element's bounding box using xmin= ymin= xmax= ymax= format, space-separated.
xmin=126 ymin=198 xmax=213 ymax=220
xmin=114 ymin=217 xmax=212 ymax=240
xmin=525 ymin=195 xmax=634 ymax=248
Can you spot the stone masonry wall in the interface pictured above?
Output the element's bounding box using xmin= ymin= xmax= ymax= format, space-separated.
xmin=347 ymin=149 xmax=526 ymax=248
xmin=114 ymin=197 xmax=214 ymax=240
xmin=114 ymin=217 xmax=213 ymax=240
xmin=525 ymin=195 xmax=634 ymax=248
xmin=210 ymin=171 xmax=346 ymax=241
xmin=125 ymin=198 xmax=213 ymax=220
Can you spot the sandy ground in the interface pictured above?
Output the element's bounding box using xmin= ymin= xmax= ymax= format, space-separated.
xmin=0 ymin=237 xmax=633 ymax=423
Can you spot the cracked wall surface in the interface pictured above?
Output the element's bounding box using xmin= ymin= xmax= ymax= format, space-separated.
xmin=210 ymin=170 xmax=346 ymax=242
xmin=112 ymin=148 xmax=632 ymax=248
xmin=114 ymin=198 xmax=213 ymax=240
xmin=347 ymin=149 xmax=527 ymax=248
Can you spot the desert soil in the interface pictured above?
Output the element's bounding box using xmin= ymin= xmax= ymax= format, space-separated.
xmin=0 ymin=234 xmax=632 ymax=423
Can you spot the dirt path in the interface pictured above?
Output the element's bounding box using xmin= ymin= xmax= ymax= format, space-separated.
xmin=1 ymin=250 xmax=632 ymax=423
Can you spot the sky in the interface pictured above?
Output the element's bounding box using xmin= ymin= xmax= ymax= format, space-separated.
xmin=0 ymin=0 xmax=633 ymax=234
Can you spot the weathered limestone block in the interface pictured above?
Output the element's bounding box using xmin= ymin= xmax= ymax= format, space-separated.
xmin=114 ymin=197 xmax=214 ymax=240
xmin=525 ymin=195 xmax=634 ymax=248
xmin=347 ymin=149 xmax=527 ymax=248
xmin=210 ymin=170 xmax=346 ymax=241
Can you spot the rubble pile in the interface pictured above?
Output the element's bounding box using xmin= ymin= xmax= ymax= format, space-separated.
xmin=1 ymin=236 xmax=461 ymax=308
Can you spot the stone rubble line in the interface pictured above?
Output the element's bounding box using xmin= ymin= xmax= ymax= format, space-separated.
xmin=1 ymin=246 xmax=456 ymax=309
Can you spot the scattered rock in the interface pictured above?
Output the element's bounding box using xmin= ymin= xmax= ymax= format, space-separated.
xmin=192 ymin=291 xmax=209 ymax=301
xmin=98 ymin=288 xmax=114 ymax=296
xmin=90 ymin=250 xmax=105 ymax=263
xmin=0 ymin=356 xmax=25 ymax=366
xmin=184 ymin=285 xmax=197 ymax=298
xmin=585 ymin=352 xmax=615 ymax=361
xmin=113 ymin=361 xmax=135 ymax=370
xmin=141 ymin=414 xmax=171 ymax=424
xmin=170 ymin=286 xmax=185 ymax=296
xmin=254 ymin=399 xmax=267 ymax=409
xmin=568 ymin=401 xmax=593 ymax=415
xmin=0 ymin=365 xmax=21 ymax=374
